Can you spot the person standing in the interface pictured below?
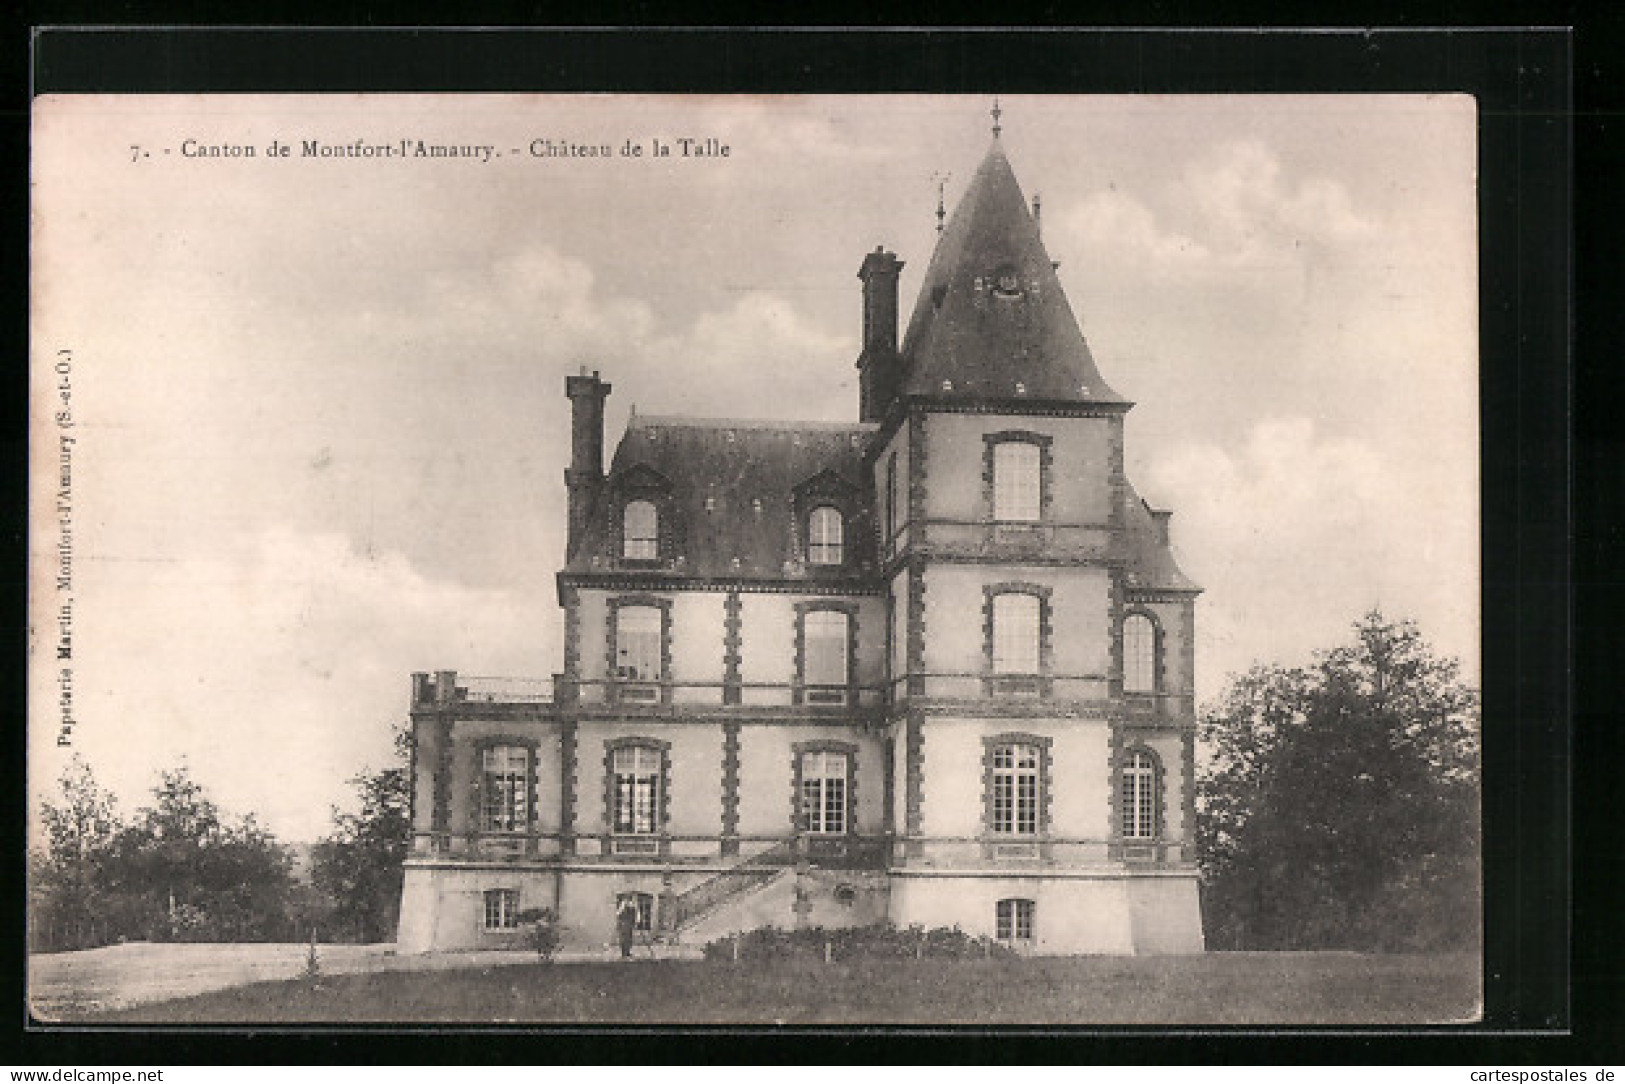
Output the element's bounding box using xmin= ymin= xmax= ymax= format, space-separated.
xmin=615 ymin=895 xmax=638 ymax=959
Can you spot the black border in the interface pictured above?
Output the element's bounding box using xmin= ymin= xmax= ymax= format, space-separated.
xmin=10 ymin=24 xmax=1588 ymax=1066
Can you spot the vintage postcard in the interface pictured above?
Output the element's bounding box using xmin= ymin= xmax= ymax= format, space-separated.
xmin=28 ymin=92 xmax=1482 ymax=1025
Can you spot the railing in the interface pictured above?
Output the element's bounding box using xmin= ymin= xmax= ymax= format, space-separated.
xmin=457 ymin=676 xmax=555 ymax=703
xmin=668 ymin=839 xmax=797 ymax=931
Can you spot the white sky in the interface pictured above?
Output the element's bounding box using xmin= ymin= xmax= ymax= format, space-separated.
xmin=29 ymin=94 xmax=1479 ymax=842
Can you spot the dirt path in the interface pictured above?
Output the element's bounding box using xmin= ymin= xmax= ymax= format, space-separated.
xmin=28 ymin=941 xmax=692 ymax=1018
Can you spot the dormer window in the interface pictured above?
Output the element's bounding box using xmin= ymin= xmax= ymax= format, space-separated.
xmin=622 ymin=500 xmax=658 ymax=559
xmin=992 ymin=264 xmax=1023 ymax=299
xmin=808 ymin=506 xmax=844 ymax=566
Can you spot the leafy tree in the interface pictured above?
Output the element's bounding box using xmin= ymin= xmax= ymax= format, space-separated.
xmin=311 ymin=726 xmax=412 ymax=942
xmin=32 ymin=760 xmax=302 ymax=948
xmin=102 ymin=766 xmax=299 ymax=942
xmin=31 ymin=756 xmax=124 ymax=951
xmin=1197 ymin=611 xmax=1480 ymax=951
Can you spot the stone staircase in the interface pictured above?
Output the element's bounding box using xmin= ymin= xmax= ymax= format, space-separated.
xmin=665 ymin=840 xmax=798 ymax=939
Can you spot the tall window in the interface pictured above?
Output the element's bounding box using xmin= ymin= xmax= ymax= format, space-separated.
xmin=992 ymin=592 xmax=1040 ymax=674
xmin=483 ymin=888 xmax=520 ymax=931
xmin=993 ymin=442 xmax=1041 ymax=521
xmin=481 ymin=745 xmax=529 ymax=832
xmin=1121 ymin=750 xmax=1157 ymax=840
xmin=884 ymin=453 xmax=899 ymax=541
xmin=611 ymin=745 xmax=662 ymax=835
xmin=996 ymin=898 xmax=1034 ymax=942
xmin=622 ymin=500 xmax=658 ymax=559
xmin=799 ymin=751 xmax=849 ymax=835
xmin=991 ymin=743 xmax=1040 ymax=836
xmin=804 ymin=609 xmax=850 ymax=692
xmin=808 ymin=506 xmax=844 ymax=565
xmin=615 ymin=604 xmax=662 ymax=684
xmin=1124 ymin=614 xmax=1157 ymax=693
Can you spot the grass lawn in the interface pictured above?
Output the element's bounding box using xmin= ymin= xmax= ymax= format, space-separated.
xmin=84 ymin=951 xmax=1481 ymax=1026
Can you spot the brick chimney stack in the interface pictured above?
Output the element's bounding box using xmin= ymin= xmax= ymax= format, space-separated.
xmin=1150 ymin=508 xmax=1173 ymax=546
xmin=856 ymin=246 xmax=905 ymax=422
xmin=565 ymin=367 xmax=611 ymax=559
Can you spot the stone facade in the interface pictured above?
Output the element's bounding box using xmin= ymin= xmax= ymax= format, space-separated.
xmin=397 ymin=127 xmax=1204 ymax=956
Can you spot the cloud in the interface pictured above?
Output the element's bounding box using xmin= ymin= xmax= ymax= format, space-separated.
xmin=32 ymin=528 xmax=550 ymax=842
xmin=1060 ymin=140 xmax=1373 ymax=276
xmin=1145 ymin=417 xmax=1477 ymax=699
xmin=640 ymin=291 xmax=856 ymax=419
xmin=1066 ymin=189 xmax=1214 ymax=272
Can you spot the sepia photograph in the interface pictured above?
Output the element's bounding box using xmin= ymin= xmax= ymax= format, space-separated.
xmin=28 ymin=91 xmax=1483 ymax=1026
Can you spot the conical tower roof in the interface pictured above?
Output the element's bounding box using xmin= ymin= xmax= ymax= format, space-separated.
xmin=898 ymin=139 xmax=1126 ymax=406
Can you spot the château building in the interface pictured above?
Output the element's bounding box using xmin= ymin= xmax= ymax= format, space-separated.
xmin=396 ymin=116 xmax=1205 ymax=955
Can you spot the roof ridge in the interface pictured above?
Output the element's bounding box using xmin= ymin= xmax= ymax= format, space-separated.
xmin=630 ymin=415 xmax=879 ymax=432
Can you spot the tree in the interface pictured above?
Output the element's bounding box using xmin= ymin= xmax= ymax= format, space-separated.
xmin=31 ymin=756 xmax=123 ymax=951
xmin=311 ymin=726 xmax=412 ymax=942
xmin=32 ymin=760 xmax=302 ymax=949
xmin=102 ymin=765 xmax=299 ymax=942
xmin=1197 ymin=611 xmax=1480 ymax=951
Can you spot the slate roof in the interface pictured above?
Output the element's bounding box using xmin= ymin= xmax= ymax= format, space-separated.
xmin=898 ymin=139 xmax=1126 ymax=406
xmin=1117 ymin=484 xmax=1201 ymax=594
xmin=569 ymin=415 xmax=880 ymax=580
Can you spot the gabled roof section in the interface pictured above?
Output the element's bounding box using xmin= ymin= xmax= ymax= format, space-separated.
xmin=899 ymin=140 xmax=1126 ymax=406
xmin=568 ymin=415 xmax=879 ymax=580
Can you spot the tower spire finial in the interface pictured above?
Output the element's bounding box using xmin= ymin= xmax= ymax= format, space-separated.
xmin=990 ymin=96 xmax=1003 ymax=138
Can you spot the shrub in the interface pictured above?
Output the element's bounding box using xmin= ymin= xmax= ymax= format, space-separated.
xmin=515 ymin=907 xmax=561 ymax=962
xmin=703 ymin=922 xmax=1014 ymax=962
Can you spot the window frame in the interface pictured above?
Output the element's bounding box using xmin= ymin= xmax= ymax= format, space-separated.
xmin=482 ymin=888 xmax=520 ymax=932
xmin=621 ymin=499 xmax=660 ymax=560
xmin=982 ymin=431 xmax=1053 ymax=526
xmin=982 ymin=584 xmax=1053 ymax=698
xmin=885 ymin=452 xmax=900 ymax=544
xmin=1122 ymin=610 xmax=1162 ymax=696
xmin=606 ymin=595 xmax=673 ymax=705
xmin=996 ymin=897 xmax=1035 ymax=943
xmin=603 ymin=738 xmax=671 ymax=855
xmin=616 ymin=891 xmax=655 ymax=932
xmin=982 ymin=732 xmax=1053 ymax=845
xmin=609 ymin=744 xmax=664 ymax=836
xmin=1120 ymin=746 xmax=1162 ymax=842
xmin=794 ymin=601 xmax=859 ymax=707
xmin=791 ymin=740 xmax=859 ymax=839
xmin=797 ymin=750 xmax=851 ymax=835
xmin=476 ymin=741 xmax=535 ymax=834
xmin=807 ymin=505 xmax=846 ymax=566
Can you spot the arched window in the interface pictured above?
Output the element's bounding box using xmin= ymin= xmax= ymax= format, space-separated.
xmin=611 ymin=745 xmax=663 ymax=835
xmin=481 ymin=745 xmax=529 ymax=832
xmin=996 ymin=898 xmax=1034 ymax=943
xmin=798 ymin=750 xmax=849 ymax=835
xmin=1123 ymin=613 xmax=1157 ymax=693
xmin=992 ymin=593 xmax=1040 ymax=674
xmin=990 ymin=742 xmax=1040 ymax=836
xmin=802 ymin=608 xmax=851 ymax=704
xmin=1121 ymin=749 xmax=1158 ymax=840
xmin=993 ymin=441 xmax=1041 ymax=521
xmin=483 ymin=888 xmax=520 ymax=931
xmin=622 ymin=500 xmax=658 ymax=559
xmin=808 ymin=506 xmax=844 ymax=565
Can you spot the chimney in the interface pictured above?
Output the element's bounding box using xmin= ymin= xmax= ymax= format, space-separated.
xmin=1149 ymin=508 xmax=1173 ymax=546
xmin=856 ymin=246 xmax=905 ymax=422
xmin=565 ymin=367 xmax=611 ymax=558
